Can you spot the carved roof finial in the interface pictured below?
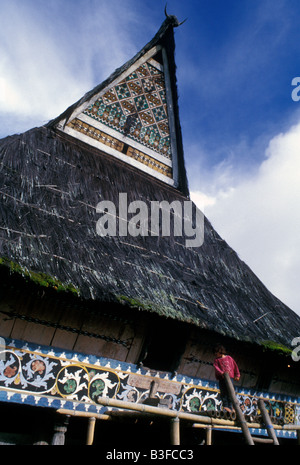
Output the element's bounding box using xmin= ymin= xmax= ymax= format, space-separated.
xmin=164 ymin=4 xmax=187 ymax=27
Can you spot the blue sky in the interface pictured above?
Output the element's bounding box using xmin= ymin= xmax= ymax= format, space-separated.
xmin=1 ymin=0 xmax=300 ymax=317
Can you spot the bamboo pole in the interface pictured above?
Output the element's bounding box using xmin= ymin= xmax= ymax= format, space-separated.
xmin=89 ymin=395 xmax=231 ymax=425
xmin=223 ymin=372 xmax=254 ymax=445
xmin=56 ymin=399 xmax=300 ymax=445
xmin=170 ymin=417 xmax=180 ymax=445
xmin=282 ymin=424 xmax=300 ymax=430
xmin=252 ymin=437 xmax=274 ymax=444
xmin=57 ymin=406 xmax=236 ymax=427
xmin=58 ymin=402 xmax=300 ymax=431
xmin=57 ymin=409 xmax=111 ymax=421
xmin=206 ymin=426 xmax=212 ymax=445
xmin=258 ymin=399 xmax=279 ymax=445
xmin=86 ymin=417 xmax=96 ymax=445
xmin=193 ymin=423 xmax=242 ymax=431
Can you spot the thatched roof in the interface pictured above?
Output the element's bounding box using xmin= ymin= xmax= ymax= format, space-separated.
xmin=0 ymin=17 xmax=299 ymax=350
xmin=1 ymin=125 xmax=299 ymax=348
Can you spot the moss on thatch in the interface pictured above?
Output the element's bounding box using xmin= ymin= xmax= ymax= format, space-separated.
xmin=0 ymin=256 xmax=80 ymax=296
xmin=260 ymin=340 xmax=293 ymax=356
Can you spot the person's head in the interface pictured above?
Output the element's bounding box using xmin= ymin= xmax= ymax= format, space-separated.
xmin=214 ymin=344 xmax=226 ymax=357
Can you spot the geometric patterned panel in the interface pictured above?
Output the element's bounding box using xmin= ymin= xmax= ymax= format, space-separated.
xmin=66 ymin=118 xmax=173 ymax=178
xmin=83 ymin=60 xmax=171 ymax=159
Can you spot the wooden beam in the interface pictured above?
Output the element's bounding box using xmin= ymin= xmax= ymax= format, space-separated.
xmin=93 ymin=395 xmax=230 ymax=425
xmin=57 ymin=409 xmax=111 ymax=421
xmin=224 ymin=372 xmax=254 ymax=445
xmin=258 ymin=399 xmax=279 ymax=445
xmin=253 ymin=437 xmax=274 ymax=444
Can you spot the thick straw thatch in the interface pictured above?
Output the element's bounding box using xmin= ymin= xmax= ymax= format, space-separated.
xmin=0 ymin=125 xmax=299 ymax=349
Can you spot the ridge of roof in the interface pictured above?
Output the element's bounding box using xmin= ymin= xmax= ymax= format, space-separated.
xmin=47 ymin=17 xmax=178 ymax=129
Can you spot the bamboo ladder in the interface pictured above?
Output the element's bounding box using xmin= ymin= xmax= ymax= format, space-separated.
xmin=224 ymin=372 xmax=279 ymax=445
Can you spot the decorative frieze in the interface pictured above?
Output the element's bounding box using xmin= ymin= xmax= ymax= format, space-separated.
xmin=0 ymin=338 xmax=298 ymax=439
xmin=66 ymin=118 xmax=173 ymax=178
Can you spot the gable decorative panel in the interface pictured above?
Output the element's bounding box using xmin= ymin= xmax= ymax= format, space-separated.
xmin=84 ymin=61 xmax=171 ymax=160
xmin=59 ymin=48 xmax=178 ymax=186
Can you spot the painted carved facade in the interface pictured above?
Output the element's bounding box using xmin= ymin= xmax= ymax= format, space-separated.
xmin=0 ymin=338 xmax=298 ymax=440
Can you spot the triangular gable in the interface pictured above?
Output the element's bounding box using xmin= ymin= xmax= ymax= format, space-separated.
xmin=49 ymin=17 xmax=188 ymax=195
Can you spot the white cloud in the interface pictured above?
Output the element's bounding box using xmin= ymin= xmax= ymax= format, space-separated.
xmin=0 ymin=1 xmax=142 ymax=135
xmin=191 ymin=121 xmax=300 ymax=316
xmin=0 ymin=7 xmax=86 ymax=129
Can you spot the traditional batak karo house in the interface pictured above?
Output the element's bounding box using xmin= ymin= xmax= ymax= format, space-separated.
xmin=0 ymin=14 xmax=299 ymax=446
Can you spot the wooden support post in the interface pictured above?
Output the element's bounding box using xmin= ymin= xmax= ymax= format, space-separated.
xmin=206 ymin=426 xmax=212 ymax=445
xmin=170 ymin=417 xmax=180 ymax=445
xmin=223 ymin=372 xmax=254 ymax=445
xmin=86 ymin=417 xmax=96 ymax=445
xmin=51 ymin=415 xmax=70 ymax=445
xmin=258 ymin=399 xmax=279 ymax=445
xmin=149 ymin=380 xmax=159 ymax=398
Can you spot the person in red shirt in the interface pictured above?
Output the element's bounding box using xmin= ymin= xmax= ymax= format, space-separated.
xmin=213 ymin=344 xmax=240 ymax=413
